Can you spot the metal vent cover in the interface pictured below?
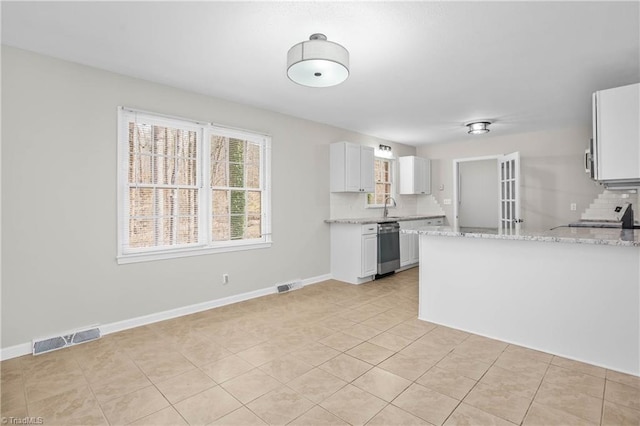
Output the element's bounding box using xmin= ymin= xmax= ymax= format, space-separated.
xmin=276 ymin=280 xmax=302 ymax=293
xmin=32 ymin=326 xmax=101 ymax=355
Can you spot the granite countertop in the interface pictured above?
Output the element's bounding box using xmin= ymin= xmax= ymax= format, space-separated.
xmin=402 ymin=226 xmax=640 ymax=247
xmin=325 ymin=214 xmax=445 ymax=225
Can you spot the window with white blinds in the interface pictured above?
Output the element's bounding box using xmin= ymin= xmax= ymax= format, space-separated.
xmin=118 ymin=108 xmax=271 ymax=263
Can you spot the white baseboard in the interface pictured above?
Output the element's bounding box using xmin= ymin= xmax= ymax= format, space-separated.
xmin=1 ymin=273 xmax=332 ymax=361
xmin=417 ymin=315 xmax=637 ymax=377
xmin=302 ymin=273 xmax=331 ymax=287
xmin=0 ymin=342 xmax=33 ymax=361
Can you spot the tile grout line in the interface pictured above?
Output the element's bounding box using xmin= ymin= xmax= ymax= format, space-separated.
xmin=438 ymin=343 xmax=508 ymax=426
xmin=599 ymin=379 xmax=607 ymax=425
xmin=123 ymin=345 xmax=193 ymax=425
xmin=532 ymin=358 xmax=611 ymax=424
xmin=290 ymin=305 xmax=399 ymax=426
xmin=17 ymin=358 xmax=30 ymax=420
xmin=518 ymin=358 xmax=552 ymax=425
xmin=74 ymin=355 xmax=112 ymax=426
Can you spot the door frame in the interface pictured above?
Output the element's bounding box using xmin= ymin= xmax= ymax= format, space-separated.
xmin=452 ymin=155 xmax=502 ymax=229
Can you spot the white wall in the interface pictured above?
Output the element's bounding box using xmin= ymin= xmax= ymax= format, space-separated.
xmin=458 ymin=159 xmax=499 ymax=228
xmin=0 ymin=47 xmax=410 ymax=349
xmin=418 ymin=127 xmax=604 ymax=230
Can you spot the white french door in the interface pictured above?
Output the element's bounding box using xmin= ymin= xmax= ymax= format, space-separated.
xmin=498 ymin=152 xmax=522 ymax=232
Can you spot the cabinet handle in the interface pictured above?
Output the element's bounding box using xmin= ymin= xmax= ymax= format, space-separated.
xmin=584 ymin=148 xmax=592 ymax=175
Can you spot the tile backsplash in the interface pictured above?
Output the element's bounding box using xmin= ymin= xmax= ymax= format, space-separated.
xmin=330 ymin=193 xmax=445 ymax=220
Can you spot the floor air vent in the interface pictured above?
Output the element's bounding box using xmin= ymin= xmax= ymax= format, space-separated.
xmin=33 ymin=326 xmax=101 ymax=355
xmin=276 ymin=280 xmax=302 ymax=293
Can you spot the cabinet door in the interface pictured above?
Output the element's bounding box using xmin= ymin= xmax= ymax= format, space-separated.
xmin=410 ymin=233 xmax=420 ymax=264
xmin=595 ymin=84 xmax=640 ymax=181
xmin=415 ymin=158 xmax=425 ymax=194
xmin=416 ymin=157 xmax=432 ymax=194
xmin=361 ymin=233 xmax=378 ymax=277
xmin=345 ymin=143 xmax=362 ymax=192
xmin=360 ymin=146 xmax=375 ymax=193
xmin=399 ymin=232 xmax=412 ymax=267
xmin=399 ymin=156 xmax=431 ymax=195
xmin=398 ymin=156 xmax=414 ymax=195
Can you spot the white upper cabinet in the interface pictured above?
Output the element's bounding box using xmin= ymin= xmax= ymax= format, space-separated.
xmin=399 ymin=156 xmax=431 ymax=195
xmin=592 ymin=83 xmax=640 ymax=184
xmin=330 ymin=142 xmax=375 ymax=192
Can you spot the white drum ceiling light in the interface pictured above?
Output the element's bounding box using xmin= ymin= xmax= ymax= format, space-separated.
xmin=465 ymin=121 xmax=492 ymax=135
xmin=287 ymin=34 xmax=349 ymax=88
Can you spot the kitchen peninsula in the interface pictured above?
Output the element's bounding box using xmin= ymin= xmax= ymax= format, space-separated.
xmin=405 ymin=226 xmax=640 ymax=375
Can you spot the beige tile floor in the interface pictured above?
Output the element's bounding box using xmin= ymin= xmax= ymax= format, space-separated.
xmin=1 ymin=268 xmax=639 ymax=425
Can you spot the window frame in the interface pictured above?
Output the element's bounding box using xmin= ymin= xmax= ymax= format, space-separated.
xmin=366 ymin=156 xmax=395 ymax=208
xmin=117 ymin=107 xmax=271 ymax=264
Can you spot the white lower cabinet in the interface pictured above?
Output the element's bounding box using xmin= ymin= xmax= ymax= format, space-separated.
xmin=399 ymin=232 xmax=414 ymax=266
xmin=330 ymin=218 xmax=444 ymax=281
xmin=399 ymin=218 xmax=443 ymax=268
xmin=330 ymin=223 xmax=378 ymax=284
xmin=361 ymin=233 xmax=378 ymax=277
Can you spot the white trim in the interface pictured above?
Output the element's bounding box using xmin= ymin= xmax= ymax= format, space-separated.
xmin=117 ymin=241 xmax=272 ymax=264
xmin=117 ymin=107 xmax=272 ymax=263
xmin=0 ymin=342 xmax=32 ymax=361
xmin=301 ymin=273 xmax=331 ymax=287
xmin=99 ymin=287 xmax=276 ymax=336
xmin=119 ymin=106 xmax=271 ymax=138
xmin=366 ymin=156 xmax=395 ymax=208
xmin=0 ymin=273 xmax=332 ymax=361
xmin=417 ymin=315 xmax=635 ymax=376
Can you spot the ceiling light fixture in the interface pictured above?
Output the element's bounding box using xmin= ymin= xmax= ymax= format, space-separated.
xmin=465 ymin=121 xmax=492 ymax=135
xmin=287 ymin=33 xmax=349 ymax=88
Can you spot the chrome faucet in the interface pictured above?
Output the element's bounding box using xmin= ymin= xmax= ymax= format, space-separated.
xmin=383 ymin=196 xmax=397 ymax=218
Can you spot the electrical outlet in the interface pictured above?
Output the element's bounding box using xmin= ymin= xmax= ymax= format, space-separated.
xmin=443 ymin=198 xmax=452 ymax=205
xmin=222 ymin=274 xmax=229 ymax=285
xmin=570 ymin=203 xmax=577 ymax=211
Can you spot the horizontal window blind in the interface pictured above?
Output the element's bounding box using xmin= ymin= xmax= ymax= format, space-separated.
xmin=368 ymin=157 xmax=393 ymax=205
xmin=118 ymin=107 xmax=271 ymax=262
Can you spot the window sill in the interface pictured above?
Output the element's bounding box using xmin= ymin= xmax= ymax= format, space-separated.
xmin=117 ymin=240 xmax=272 ymax=264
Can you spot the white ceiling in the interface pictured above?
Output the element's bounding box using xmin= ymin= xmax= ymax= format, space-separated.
xmin=2 ymin=1 xmax=638 ymax=146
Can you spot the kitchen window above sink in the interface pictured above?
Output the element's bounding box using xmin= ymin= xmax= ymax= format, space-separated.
xmin=367 ymin=157 xmax=394 ymax=208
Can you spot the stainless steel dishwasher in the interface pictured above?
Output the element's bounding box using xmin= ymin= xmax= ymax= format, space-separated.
xmin=377 ymin=222 xmax=400 ymax=277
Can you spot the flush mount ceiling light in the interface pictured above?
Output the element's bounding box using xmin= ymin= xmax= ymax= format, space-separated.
xmin=287 ymin=33 xmax=349 ymax=88
xmin=465 ymin=120 xmax=492 ymax=135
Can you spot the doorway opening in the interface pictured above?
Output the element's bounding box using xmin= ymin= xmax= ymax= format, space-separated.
xmin=453 ymin=152 xmax=521 ymax=231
